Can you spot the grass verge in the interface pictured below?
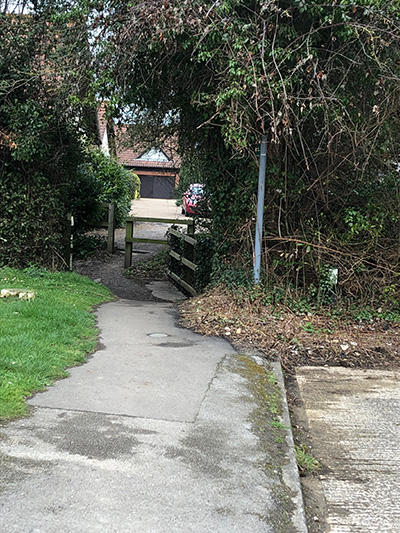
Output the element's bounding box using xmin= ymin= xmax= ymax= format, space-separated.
xmin=0 ymin=266 xmax=112 ymax=421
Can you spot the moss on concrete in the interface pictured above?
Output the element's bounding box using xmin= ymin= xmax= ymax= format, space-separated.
xmin=235 ymin=354 xmax=298 ymax=533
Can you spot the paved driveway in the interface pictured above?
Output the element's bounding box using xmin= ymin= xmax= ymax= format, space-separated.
xmin=124 ymin=198 xmax=189 ymax=253
xmin=130 ymin=198 xmax=185 ymax=219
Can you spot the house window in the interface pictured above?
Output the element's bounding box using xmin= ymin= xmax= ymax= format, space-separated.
xmin=137 ymin=148 xmax=170 ymax=162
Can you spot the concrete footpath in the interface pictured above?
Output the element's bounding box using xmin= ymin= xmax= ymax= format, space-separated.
xmin=0 ymin=286 xmax=307 ymax=532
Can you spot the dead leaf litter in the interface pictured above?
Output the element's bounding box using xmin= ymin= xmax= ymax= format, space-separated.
xmin=178 ymin=286 xmax=400 ymax=374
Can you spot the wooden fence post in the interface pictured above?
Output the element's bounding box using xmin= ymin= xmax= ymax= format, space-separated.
xmin=107 ymin=203 xmax=115 ymax=253
xmin=187 ymin=219 xmax=195 ymax=236
xmin=124 ymin=219 xmax=133 ymax=268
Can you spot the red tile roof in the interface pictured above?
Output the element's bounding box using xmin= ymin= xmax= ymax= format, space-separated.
xmin=97 ymin=105 xmax=181 ymax=170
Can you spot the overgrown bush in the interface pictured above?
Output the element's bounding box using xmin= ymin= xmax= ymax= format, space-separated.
xmin=93 ymin=0 xmax=400 ymax=307
xmin=193 ymin=233 xmax=215 ymax=292
xmin=76 ymin=148 xmax=136 ymax=228
xmin=0 ymin=97 xmax=90 ymax=268
xmin=0 ymin=1 xmax=96 ymax=268
xmin=0 ymin=171 xmax=66 ymax=268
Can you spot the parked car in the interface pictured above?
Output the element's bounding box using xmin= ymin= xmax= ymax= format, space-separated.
xmin=182 ymin=183 xmax=206 ymax=216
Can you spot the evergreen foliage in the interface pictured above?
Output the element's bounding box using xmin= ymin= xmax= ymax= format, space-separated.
xmin=0 ymin=1 xmax=95 ymax=267
xmin=0 ymin=1 xmax=136 ymax=267
xmin=77 ymin=148 xmax=139 ymax=229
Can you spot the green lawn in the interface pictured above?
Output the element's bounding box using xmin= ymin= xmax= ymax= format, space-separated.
xmin=0 ymin=267 xmax=113 ymax=421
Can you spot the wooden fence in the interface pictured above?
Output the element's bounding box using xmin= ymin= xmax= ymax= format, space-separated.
xmin=124 ymin=216 xmax=195 ymax=269
xmin=167 ymin=227 xmax=198 ymax=296
xmin=66 ymin=209 xmax=199 ymax=295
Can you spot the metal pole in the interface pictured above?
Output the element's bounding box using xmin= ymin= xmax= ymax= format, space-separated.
xmin=254 ymin=135 xmax=267 ymax=283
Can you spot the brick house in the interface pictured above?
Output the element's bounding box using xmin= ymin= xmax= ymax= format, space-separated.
xmin=97 ymin=104 xmax=180 ymax=199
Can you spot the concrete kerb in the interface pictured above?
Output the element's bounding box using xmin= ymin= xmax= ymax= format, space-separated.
xmin=271 ymin=361 xmax=308 ymax=533
xmin=230 ymin=353 xmax=308 ymax=533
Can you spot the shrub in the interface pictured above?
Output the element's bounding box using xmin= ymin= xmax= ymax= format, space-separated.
xmin=130 ymin=172 xmax=141 ymax=200
xmin=76 ymin=148 xmax=135 ymax=228
xmin=0 ymin=171 xmax=66 ymax=269
xmin=0 ymin=3 xmax=96 ymax=269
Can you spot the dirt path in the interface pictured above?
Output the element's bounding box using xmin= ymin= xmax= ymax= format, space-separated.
xmin=74 ymin=225 xmax=166 ymax=300
xmin=74 ymin=199 xmax=189 ymax=299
